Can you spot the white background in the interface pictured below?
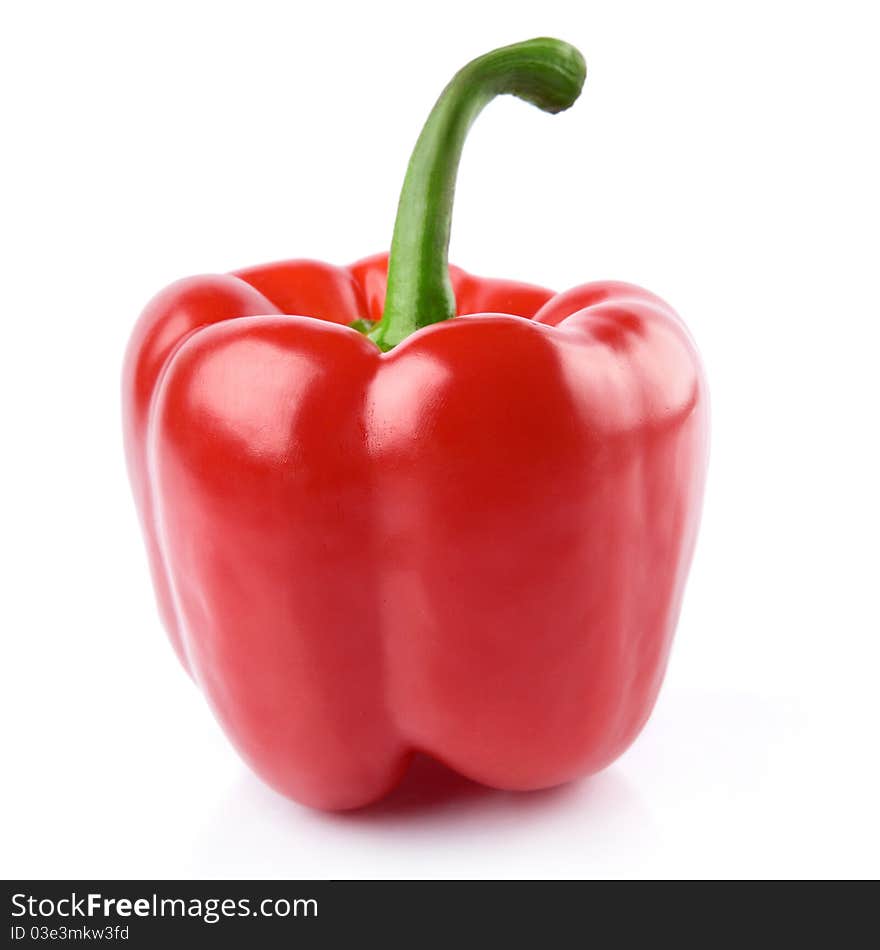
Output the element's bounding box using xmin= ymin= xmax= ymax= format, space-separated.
xmin=2 ymin=0 xmax=878 ymax=879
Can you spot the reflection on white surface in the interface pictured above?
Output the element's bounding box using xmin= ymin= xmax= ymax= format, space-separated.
xmin=181 ymin=687 xmax=804 ymax=879
xmin=189 ymin=756 xmax=655 ymax=880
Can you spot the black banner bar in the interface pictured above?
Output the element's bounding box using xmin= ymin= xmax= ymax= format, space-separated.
xmin=2 ymin=880 xmax=869 ymax=947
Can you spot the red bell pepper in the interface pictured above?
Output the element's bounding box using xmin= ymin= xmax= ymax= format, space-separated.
xmin=123 ymin=38 xmax=708 ymax=810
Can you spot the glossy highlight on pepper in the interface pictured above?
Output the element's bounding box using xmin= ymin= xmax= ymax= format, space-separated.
xmin=123 ymin=38 xmax=708 ymax=810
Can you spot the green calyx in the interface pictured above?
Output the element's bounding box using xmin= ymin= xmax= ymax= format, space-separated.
xmin=354 ymin=37 xmax=586 ymax=352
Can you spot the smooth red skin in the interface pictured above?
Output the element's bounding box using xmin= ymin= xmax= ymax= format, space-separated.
xmin=123 ymin=253 xmax=708 ymax=810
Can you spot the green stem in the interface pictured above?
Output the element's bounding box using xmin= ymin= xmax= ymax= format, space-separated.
xmin=366 ymin=37 xmax=586 ymax=352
